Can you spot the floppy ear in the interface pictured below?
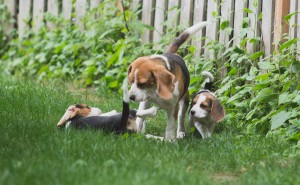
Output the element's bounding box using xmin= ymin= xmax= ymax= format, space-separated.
xmin=152 ymin=67 xmax=175 ymax=100
xmin=211 ymin=99 xmax=225 ymax=123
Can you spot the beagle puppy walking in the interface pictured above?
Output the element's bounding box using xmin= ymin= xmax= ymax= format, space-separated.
xmin=189 ymin=71 xmax=225 ymax=138
xmin=128 ymin=22 xmax=211 ymax=140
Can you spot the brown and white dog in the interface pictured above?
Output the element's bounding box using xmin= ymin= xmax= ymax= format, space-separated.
xmin=127 ymin=22 xmax=211 ymax=140
xmin=57 ymin=81 xmax=157 ymax=133
xmin=189 ymin=71 xmax=225 ymax=138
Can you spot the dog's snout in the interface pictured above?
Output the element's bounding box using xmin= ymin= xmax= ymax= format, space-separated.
xmin=190 ymin=110 xmax=195 ymax=116
xmin=129 ymin=95 xmax=136 ymax=101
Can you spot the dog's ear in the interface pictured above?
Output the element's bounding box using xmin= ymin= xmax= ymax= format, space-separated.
xmin=128 ymin=65 xmax=133 ymax=84
xmin=152 ymin=67 xmax=175 ymax=100
xmin=211 ymin=99 xmax=225 ymax=123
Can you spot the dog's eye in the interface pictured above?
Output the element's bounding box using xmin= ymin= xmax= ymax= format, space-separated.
xmin=138 ymin=82 xmax=146 ymax=88
xmin=200 ymin=104 xmax=208 ymax=109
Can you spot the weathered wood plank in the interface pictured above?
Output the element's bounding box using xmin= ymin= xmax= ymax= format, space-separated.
xmin=47 ymin=0 xmax=59 ymax=29
xmin=75 ymin=0 xmax=87 ymax=29
xmin=233 ymin=0 xmax=246 ymax=46
xmin=18 ymin=0 xmax=31 ymax=38
xmin=167 ymin=0 xmax=179 ymax=29
xmin=219 ymin=0 xmax=234 ymax=47
xmin=297 ymin=1 xmax=300 ymax=60
xmin=192 ymin=0 xmax=206 ymax=57
xmin=4 ymin=0 xmax=16 ymax=34
xmin=247 ymin=0 xmax=262 ymax=54
xmin=130 ymin=0 xmax=141 ymax=11
xmin=90 ymin=0 xmax=101 ymax=10
xmin=179 ymin=0 xmax=192 ymax=27
xmin=33 ymin=0 xmax=45 ymax=32
xmin=274 ymin=0 xmax=290 ymax=51
xmin=204 ymin=0 xmax=218 ymax=59
xmin=62 ymin=0 xmax=72 ymax=20
xmin=141 ymin=0 xmax=153 ymax=43
xmin=261 ymin=0 xmax=275 ymax=56
xmin=289 ymin=0 xmax=297 ymax=39
xmin=153 ymin=0 xmax=166 ymax=49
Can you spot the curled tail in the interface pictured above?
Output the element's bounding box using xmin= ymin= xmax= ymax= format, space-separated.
xmin=202 ymin=71 xmax=214 ymax=91
xmin=166 ymin=21 xmax=211 ymax=53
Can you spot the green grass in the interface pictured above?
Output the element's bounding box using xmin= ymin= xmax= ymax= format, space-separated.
xmin=0 ymin=76 xmax=299 ymax=185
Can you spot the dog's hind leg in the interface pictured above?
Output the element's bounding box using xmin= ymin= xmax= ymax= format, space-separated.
xmin=177 ymin=93 xmax=189 ymax=138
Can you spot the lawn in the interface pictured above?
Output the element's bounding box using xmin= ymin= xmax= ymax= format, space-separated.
xmin=0 ymin=76 xmax=299 ymax=185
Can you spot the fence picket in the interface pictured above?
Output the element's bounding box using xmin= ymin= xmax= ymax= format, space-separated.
xmin=4 ymin=0 xmax=16 ymax=34
xmin=219 ymin=0 xmax=234 ymax=47
xmin=130 ymin=0 xmax=141 ymax=11
xmin=192 ymin=0 xmax=206 ymax=57
xmin=141 ymin=0 xmax=153 ymax=43
xmin=247 ymin=0 xmax=261 ymax=54
xmin=75 ymin=0 xmax=87 ymax=29
xmin=274 ymin=0 xmax=290 ymax=51
xmin=33 ymin=0 xmax=45 ymax=32
xmin=63 ymin=0 xmax=72 ymax=20
xmin=167 ymin=0 xmax=179 ymax=29
xmin=261 ymin=0 xmax=275 ymax=56
xmin=289 ymin=0 xmax=297 ymax=39
xmin=18 ymin=0 xmax=31 ymax=38
xmin=153 ymin=0 xmax=166 ymax=49
xmin=47 ymin=0 xmax=59 ymax=29
xmin=90 ymin=0 xmax=101 ymax=10
xmin=233 ymin=0 xmax=246 ymax=46
xmin=179 ymin=0 xmax=192 ymax=27
xmin=205 ymin=0 xmax=219 ymax=59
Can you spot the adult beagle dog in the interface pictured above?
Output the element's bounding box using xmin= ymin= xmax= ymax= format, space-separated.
xmin=57 ymin=81 xmax=157 ymax=133
xmin=127 ymin=22 xmax=211 ymax=140
xmin=189 ymin=71 xmax=225 ymax=138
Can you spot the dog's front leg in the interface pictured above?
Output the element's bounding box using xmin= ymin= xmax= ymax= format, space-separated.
xmin=165 ymin=108 xmax=177 ymax=141
xmin=194 ymin=122 xmax=211 ymax=139
xmin=136 ymin=100 xmax=151 ymax=132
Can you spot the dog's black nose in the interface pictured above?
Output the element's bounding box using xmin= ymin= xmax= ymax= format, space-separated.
xmin=190 ymin=110 xmax=195 ymax=116
xmin=129 ymin=95 xmax=136 ymax=101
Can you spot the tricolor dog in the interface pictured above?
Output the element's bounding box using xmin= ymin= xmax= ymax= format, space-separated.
xmin=128 ymin=22 xmax=211 ymax=140
xmin=189 ymin=71 xmax=225 ymax=138
xmin=57 ymin=81 xmax=157 ymax=133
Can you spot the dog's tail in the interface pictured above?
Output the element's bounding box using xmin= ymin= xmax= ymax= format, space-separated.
xmin=120 ymin=78 xmax=130 ymax=131
xmin=202 ymin=71 xmax=214 ymax=91
xmin=166 ymin=21 xmax=211 ymax=53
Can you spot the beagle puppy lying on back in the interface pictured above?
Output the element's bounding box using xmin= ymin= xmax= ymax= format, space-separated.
xmin=57 ymin=81 xmax=157 ymax=133
xmin=128 ymin=22 xmax=211 ymax=140
xmin=189 ymin=71 xmax=225 ymax=138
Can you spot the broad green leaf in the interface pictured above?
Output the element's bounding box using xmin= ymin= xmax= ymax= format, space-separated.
xmin=256 ymin=88 xmax=274 ymax=102
xmin=109 ymin=81 xmax=118 ymax=88
xmin=279 ymin=38 xmax=298 ymax=52
xmin=250 ymin=51 xmax=264 ymax=60
xmin=271 ymin=111 xmax=292 ymax=130
xmin=293 ymin=94 xmax=300 ymax=104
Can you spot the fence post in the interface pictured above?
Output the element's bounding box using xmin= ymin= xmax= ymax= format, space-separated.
xmin=18 ymin=0 xmax=31 ymax=38
xmin=153 ymin=0 xmax=166 ymax=49
xmin=192 ymin=0 xmax=206 ymax=57
xmin=274 ymin=0 xmax=290 ymax=52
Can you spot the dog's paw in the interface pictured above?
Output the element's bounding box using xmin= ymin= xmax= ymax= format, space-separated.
xmin=177 ymin=132 xmax=186 ymax=139
xmin=165 ymin=132 xmax=176 ymax=142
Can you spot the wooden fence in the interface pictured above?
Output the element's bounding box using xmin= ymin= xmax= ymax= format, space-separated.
xmin=2 ymin=0 xmax=300 ymax=58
